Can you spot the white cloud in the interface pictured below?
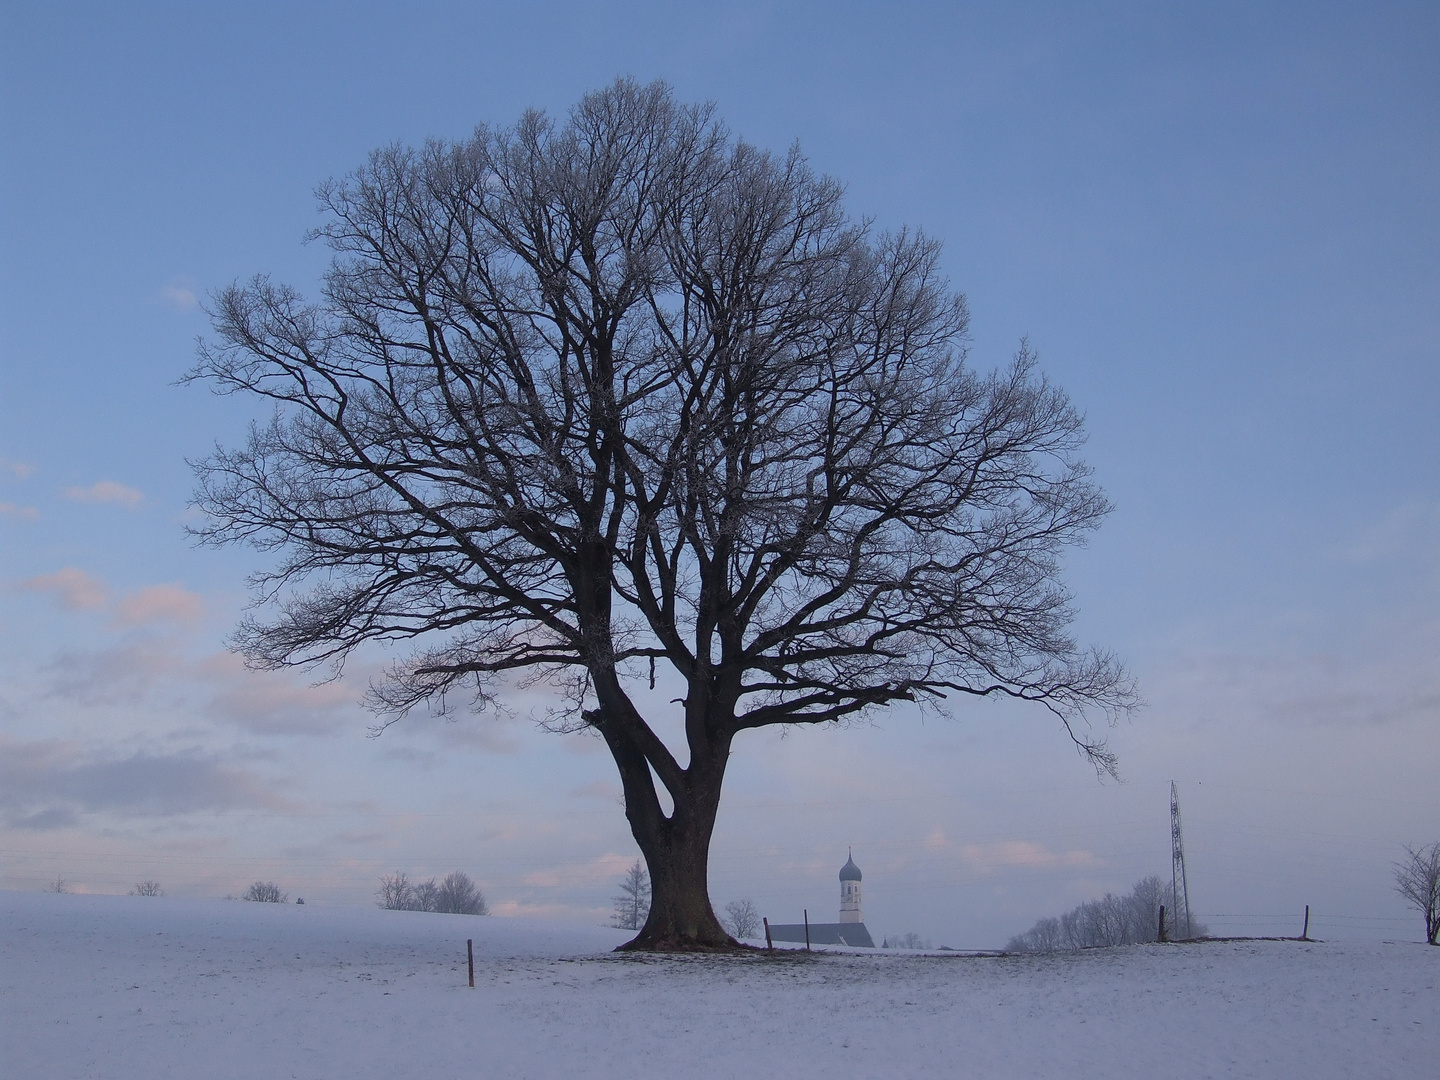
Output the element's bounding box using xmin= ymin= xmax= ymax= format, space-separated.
xmin=21 ymin=567 xmax=108 ymax=610
xmin=0 ymin=501 xmax=39 ymax=520
xmin=64 ymin=480 xmax=144 ymax=508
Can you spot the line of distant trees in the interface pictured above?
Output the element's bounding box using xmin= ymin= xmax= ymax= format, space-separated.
xmin=377 ymin=871 xmax=488 ymax=915
xmin=1006 ymin=876 xmax=1208 ymax=952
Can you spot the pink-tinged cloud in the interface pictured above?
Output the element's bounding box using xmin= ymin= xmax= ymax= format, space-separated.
xmin=21 ymin=567 xmax=108 ymax=610
xmin=0 ymin=457 xmax=35 ymax=479
xmin=519 ymin=853 xmax=638 ymax=889
xmin=64 ymin=480 xmax=143 ymax=507
xmin=0 ymin=735 xmax=302 ymax=827
xmin=160 ymin=281 xmax=199 ymax=311
xmin=489 ymin=899 xmax=611 ymax=921
xmin=114 ymin=584 xmax=204 ymax=625
xmin=570 ymin=780 xmax=622 ymax=802
xmin=0 ymin=501 xmax=39 ymax=520
xmin=960 ymin=840 xmax=1100 ymax=874
xmin=195 ymin=650 xmax=360 ymax=735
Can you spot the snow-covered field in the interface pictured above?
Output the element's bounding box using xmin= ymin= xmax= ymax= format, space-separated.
xmin=2 ymin=891 xmax=1434 ymax=1079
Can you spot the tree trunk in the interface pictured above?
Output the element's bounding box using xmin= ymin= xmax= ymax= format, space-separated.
xmin=603 ymin=724 xmax=736 ymax=951
xmin=624 ymin=807 xmax=734 ymax=951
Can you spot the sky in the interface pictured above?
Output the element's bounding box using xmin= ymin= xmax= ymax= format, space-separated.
xmin=1 ymin=1 xmax=1436 ymax=948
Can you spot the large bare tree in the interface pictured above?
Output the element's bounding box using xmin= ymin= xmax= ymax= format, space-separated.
xmin=190 ymin=79 xmax=1134 ymax=949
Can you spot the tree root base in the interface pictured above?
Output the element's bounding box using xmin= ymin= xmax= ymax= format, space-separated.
xmin=614 ymin=932 xmax=752 ymax=954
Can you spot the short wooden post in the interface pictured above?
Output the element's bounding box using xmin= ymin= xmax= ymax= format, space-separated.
xmin=1158 ymin=904 xmax=1167 ymax=943
xmin=803 ymin=908 xmax=810 ymax=951
xmin=467 ymin=938 xmax=474 ymax=987
xmin=763 ymin=917 xmax=773 ymax=951
xmin=1301 ymin=905 xmax=1310 ymax=941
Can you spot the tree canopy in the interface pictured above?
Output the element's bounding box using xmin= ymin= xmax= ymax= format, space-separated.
xmin=191 ymin=78 xmax=1134 ymax=949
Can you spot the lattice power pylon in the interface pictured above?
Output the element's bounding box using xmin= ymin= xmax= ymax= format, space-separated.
xmin=1170 ymin=781 xmax=1193 ymax=939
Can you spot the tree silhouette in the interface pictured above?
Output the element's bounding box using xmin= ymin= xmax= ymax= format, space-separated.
xmin=191 ymin=79 xmax=1134 ymax=949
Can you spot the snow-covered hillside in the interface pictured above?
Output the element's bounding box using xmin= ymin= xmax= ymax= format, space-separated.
xmin=2 ymin=891 xmax=1434 ymax=1079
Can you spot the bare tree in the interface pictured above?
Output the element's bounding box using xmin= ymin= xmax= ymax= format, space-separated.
xmin=721 ymin=898 xmax=760 ymax=938
xmin=1394 ymin=842 xmax=1440 ymax=945
xmin=242 ymin=881 xmax=287 ymax=903
xmin=435 ymin=871 xmax=488 ymax=915
xmin=190 ymin=79 xmax=1134 ymax=950
xmin=44 ymin=875 xmax=68 ymax=894
xmin=130 ymin=880 xmax=164 ymax=896
xmin=612 ymin=860 xmax=651 ymax=931
xmin=411 ymin=877 xmax=441 ymax=912
xmin=377 ymin=870 xmax=414 ymax=910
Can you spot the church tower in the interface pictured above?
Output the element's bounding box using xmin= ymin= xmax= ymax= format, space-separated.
xmin=839 ymin=849 xmax=863 ymax=923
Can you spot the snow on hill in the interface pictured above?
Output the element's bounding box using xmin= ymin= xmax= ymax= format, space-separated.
xmin=2 ymin=890 xmax=1434 ymax=1078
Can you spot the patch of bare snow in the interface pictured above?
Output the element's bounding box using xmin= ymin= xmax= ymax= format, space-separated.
xmin=2 ymin=891 xmax=1434 ymax=1078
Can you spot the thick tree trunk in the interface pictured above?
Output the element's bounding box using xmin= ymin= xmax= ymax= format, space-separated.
xmin=623 ymin=803 xmax=734 ymax=951
xmin=601 ymin=724 xmax=737 ymax=951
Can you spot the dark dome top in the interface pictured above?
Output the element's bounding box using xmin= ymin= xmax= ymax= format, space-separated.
xmin=839 ymin=851 xmax=862 ymax=882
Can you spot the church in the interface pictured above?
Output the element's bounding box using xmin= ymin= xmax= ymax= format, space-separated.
xmin=766 ymin=850 xmax=876 ymax=948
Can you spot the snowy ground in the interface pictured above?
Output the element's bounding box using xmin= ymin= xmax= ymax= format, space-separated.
xmin=2 ymin=891 xmax=1434 ymax=1079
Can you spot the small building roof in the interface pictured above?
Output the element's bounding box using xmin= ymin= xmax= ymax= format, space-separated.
xmin=767 ymin=922 xmax=875 ymax=948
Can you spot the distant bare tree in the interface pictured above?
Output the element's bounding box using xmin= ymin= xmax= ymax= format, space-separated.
xmin=883 ymin=932 xmax=930 ymax=950
xmin=190 ymin=78 xmax=1135 ymax=950
xmin=44 ymin=875 xmax=68 ymax=894
xmin=411 ymin=877 xmax=441 ymax=912
xmin=612 ymin=861 xmax=651 ymax=931
xmin=436 ymin=872 xmax=489 ymax=915
xmin=377 ymin=871 xmax=415 ymax=910
xmin=130 ymin=880 xmax=163 ymax=896
xmin=721 ymin=898 xmax=760 ymax=938
xmin=242 ymin=881 xmax=287 ymax=903
xmin=1394 ymin=842 xmax=1440 ymax=946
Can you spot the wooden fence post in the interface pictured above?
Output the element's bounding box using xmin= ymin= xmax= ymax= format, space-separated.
xmin=804 ymin=908 xmax=811 ymax=951
xmin=467 ymin=938 xmax=474 ymax=987
xmin=1158 ymin=904 xmax=1167 ymax=943
xmin=1301 ymin=905 xmax=1310 ymax=941
xmin=763 ymin=917 xmax=773 ymax=951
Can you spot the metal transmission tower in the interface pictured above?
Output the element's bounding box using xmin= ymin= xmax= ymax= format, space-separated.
xmin=1170 ymin=781 xmax=1193 ymax=939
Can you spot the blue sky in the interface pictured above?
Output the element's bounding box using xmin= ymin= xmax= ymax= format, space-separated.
xmin=2 ymin=1 xmax=1436 ymax=947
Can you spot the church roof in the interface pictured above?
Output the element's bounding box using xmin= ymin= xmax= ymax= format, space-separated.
xmin=839 ymin=850 xmax=862 ymax=881
xmin=767 ymin=922 xmax=875 ymax=948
